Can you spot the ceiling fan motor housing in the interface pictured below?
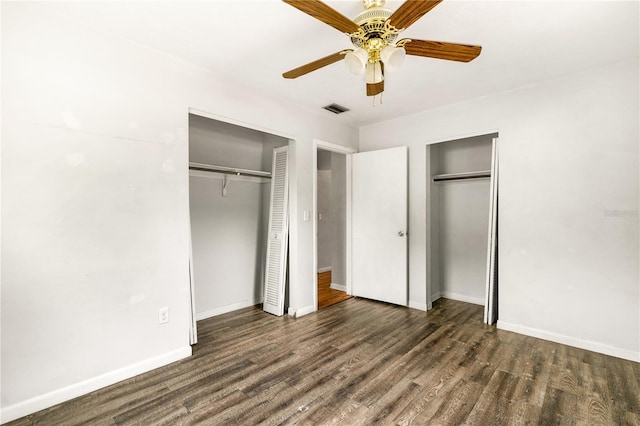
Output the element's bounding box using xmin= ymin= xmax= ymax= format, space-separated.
xmin=350 ymin=6 xmax=398 ymax=53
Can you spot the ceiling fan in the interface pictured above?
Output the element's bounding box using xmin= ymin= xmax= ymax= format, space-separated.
xmin=282 ymin=0 xmax=482 ymax=103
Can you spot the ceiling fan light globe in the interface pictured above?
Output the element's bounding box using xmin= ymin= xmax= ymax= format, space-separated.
xmin=344 ymin=48 xmax=368 ymax=75
xmin=380 ymin=46 xmax=406 ymax=72
xmin=365 ymin=61 xmax=384 ymax=84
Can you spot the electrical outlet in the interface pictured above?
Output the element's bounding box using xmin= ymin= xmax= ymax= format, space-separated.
xmin=158 ymin=307 xmax=169 ymax=324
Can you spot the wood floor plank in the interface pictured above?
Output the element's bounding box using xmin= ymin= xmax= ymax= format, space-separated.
xmin=317 ymin=271 xmax=351 ymax=309
xmin=361 ymin=379 xmax=423 ymax=424
xmin=241 ymin=372 xmax=340 ymax=425
xmin=184 ymin=389 xmax=247 ymax=423
xmin=350 ymin=322 xmax=445 ymax=407
xmin=7 ymin=297 xmax=639 ymax=426
xmin=426 ymin=378 xmax=484 ymax=424
xmin=539 ymin=386 xmax=580 ymax=425
xmin=616 ymin=409 xmax=640 ymax=426
xmin=505 ymin=401 xmax=543 ymax=426
xmin=467 ymin=360 xmax=498 ymax=386
xmin=463 ymin=370 xmax=520 ymax=425
xmin=298 ymin=398 xmax=370 ymax=426
xmin=402 ymin=366 xmax=470 ymax=424
xmin=210 ymin=381 xmax=290 ymax=425
xmin=511 ymin=351 xmax=553 ymax=408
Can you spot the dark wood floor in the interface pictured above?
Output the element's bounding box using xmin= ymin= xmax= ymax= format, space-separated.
xmin=8 ymin=298 xmax=639 ymax=425
xmin=317 ymin=271 xmax=351 ymax=310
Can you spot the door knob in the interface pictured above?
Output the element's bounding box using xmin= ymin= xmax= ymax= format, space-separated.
xmin=398 ymin=231 xmax=405 ymax=237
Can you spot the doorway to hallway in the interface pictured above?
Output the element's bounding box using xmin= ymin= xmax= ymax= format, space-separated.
xmin=317 ymin=270 xmax=352 ymax=309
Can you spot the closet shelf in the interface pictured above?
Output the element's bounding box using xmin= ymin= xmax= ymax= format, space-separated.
xmin=432 ymin=170 xmax=491 ymax=182
xmin=189 ymin=162 xmax=271 ymax=179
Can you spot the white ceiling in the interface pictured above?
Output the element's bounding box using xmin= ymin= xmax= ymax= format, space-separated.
xmin=34 ymin=0 xmax=639 ymax=127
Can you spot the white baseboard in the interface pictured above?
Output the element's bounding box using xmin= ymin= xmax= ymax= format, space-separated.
xmin=293 ymin=304 xmax=316 ymax=318
xmin=441 ymin=291 xmax=484 ymax=306
xmin=431 ymin=292 xmax=442 ymax=303
xmin=317 ymin=266 xmax=332 ymax=273
xmin=0 ymin=346 xmax=192 ymax=424
xmin=330 ymin=283 xmax=346 ymax=292
xmin=497 ymin=321 xmax=640 ymax=363
xmin=196 ymin=299 xmax=262 ymax=320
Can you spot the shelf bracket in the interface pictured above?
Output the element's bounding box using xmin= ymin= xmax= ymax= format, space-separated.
xmin=222 ymin=174 xmax=230 ymax=197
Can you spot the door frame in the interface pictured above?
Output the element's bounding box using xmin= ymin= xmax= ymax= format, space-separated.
xmin=187 ymin=107 xmax=295 ymax=338
xmin=312 ymin=139 xmax=357 ymax=311
xmin=425 ymin=130 xmax=500 ymax=315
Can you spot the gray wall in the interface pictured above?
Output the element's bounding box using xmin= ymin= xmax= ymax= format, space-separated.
xmin=316 ymin=150 xmax=332 ymax=271
xmin=189 ymin=114 xmax=287 ymax=319
xmin=316 ymin=167 xmax=333 ymax=271
xmin=190 ymin=176 xmax=267 ymax=316
xmin=430 ymin=135 xmax=494 ymax=304
xmin=189 ymin=114 xmax=265 ymax=170
xmin=330 ymin=153 xmax=347 ymax=288
xmin=315 ymin=150 xmax=347 ymax=289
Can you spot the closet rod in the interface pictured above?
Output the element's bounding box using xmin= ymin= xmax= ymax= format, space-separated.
xmin=432 ymin=170 xmax=491 ymax=182
xmin=189 ymin=162 xmax=271 ymax=179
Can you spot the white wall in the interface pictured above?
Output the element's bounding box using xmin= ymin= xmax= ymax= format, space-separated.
xmin=360 ymin=59 xmax=639 ymax=362
xmin=0 ymin=3 xmax=357 ymax=422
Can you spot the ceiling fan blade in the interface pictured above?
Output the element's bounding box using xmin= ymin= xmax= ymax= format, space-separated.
xmin=388 ymin=0 xmax=443 ymax=31
xmin=283 ymin=50 xmax=352 ymax=79
xmin=367 ymin=80 xmax=384 ymax=96
xmin=283 ymin=0 xmax=360 ymax=34
xmin=401 ymin=39 xmax=482 ymax=62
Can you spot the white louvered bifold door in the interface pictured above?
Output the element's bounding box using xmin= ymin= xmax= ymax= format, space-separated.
xmin=263 ymin=146 xmax=289 ymax=316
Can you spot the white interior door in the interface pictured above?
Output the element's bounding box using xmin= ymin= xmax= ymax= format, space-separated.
xmin=352 ymin=146 xmax=408 ymax=306
xmin=263 ymin=146 xmax=289 ymax=316
xmin=484 ymin=138 xmax=499 ymax=324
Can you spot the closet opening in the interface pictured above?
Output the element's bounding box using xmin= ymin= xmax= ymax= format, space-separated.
xmin=312 ymin=140 xmax=356 ymax=311
xmin=187 ymin=112 xmax=289 ymax=340
xmin=427 ymin=133 xmax=499 ymax=324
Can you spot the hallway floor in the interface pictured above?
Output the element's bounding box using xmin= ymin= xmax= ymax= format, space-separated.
xmin=317 ymin=271 xmax=351 ymax=309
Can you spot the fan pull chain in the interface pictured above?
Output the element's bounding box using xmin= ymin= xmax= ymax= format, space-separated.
xmin=371 ymin=93 xmax=384 ymax=107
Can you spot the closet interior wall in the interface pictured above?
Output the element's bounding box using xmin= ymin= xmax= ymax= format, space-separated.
xmin=429 ymin=134 xmax=496 ymax=305
xmin=189 ymin=114 xmax=288 ymax=320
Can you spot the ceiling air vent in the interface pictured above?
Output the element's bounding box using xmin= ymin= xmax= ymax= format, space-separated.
xmin=323 ymin=103 xmax=350 ymax=114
